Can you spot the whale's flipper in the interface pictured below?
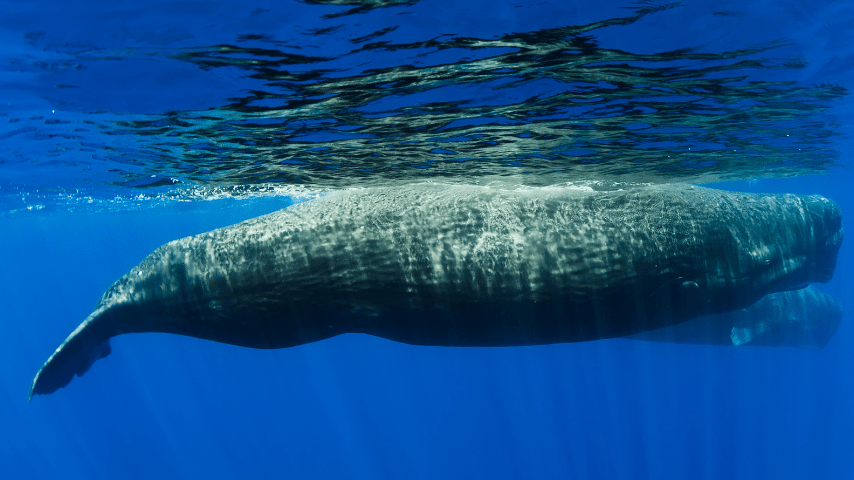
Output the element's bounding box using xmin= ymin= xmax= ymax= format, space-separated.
xmin=29 ymin=313 xmax=111 ymax=401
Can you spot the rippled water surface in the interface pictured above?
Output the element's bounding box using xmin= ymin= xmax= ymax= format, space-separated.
xmin=2 ymin=0 xmax=852 ymax=211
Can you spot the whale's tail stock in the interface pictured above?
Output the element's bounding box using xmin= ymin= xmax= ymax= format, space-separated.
xmin=29 ymin=312 xmax=112 ymax=401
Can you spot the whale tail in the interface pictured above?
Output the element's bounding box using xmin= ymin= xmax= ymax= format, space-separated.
xmin=29 ymin=313 xmax=112 ymax=401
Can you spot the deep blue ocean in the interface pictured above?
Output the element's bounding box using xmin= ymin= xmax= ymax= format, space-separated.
xmin=2 ymin=1 xmax=853 ymax=478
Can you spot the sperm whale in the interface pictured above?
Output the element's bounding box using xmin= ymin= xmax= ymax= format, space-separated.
xmin=30 ymin=183 xmax=843 ymax=398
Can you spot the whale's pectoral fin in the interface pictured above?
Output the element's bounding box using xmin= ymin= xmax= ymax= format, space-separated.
xmin=29 ymin=317 xmax=112 ymax=401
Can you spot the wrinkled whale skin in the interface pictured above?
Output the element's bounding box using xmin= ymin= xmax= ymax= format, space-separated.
xmin=626 ymin=285 xmax=843 ymax=349
xmin=30 ymin=183 xmax=843 ymax=398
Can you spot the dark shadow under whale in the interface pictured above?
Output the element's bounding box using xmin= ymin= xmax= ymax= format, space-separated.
xmin=626 ymin=285 xmax=843 ymax=349
xmin=29 ymin=183 xmax=843 ymax=399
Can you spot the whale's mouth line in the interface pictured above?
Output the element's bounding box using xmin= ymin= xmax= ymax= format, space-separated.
xmin=773 ymin=282 xmax=810 ymax=293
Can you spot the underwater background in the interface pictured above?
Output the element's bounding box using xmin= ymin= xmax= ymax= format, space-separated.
xmin=2 ymin=0 xmax=853 ymax=478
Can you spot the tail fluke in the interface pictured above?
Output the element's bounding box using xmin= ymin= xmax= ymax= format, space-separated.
xmin=29 ymin=315 xmax=112 ymax=401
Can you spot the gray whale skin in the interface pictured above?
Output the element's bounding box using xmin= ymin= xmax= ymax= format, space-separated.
xmin=30 ymin=183 xmax=843 ymax=399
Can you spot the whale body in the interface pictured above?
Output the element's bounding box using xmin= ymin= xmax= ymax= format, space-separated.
xmin=626 ymin=286 xmax=843 ymax=349
xmin=30 ymin=183 xmax=843 ymax=398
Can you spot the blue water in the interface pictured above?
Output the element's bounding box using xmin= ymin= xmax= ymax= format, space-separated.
xmin=2 ymin=1 xmax=853 ymax=478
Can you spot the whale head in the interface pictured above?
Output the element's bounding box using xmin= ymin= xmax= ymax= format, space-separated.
xmin=661 ymin=187 xmax=843 ymax=320
xmin=759 ymin=193 xmax=842 ymax=293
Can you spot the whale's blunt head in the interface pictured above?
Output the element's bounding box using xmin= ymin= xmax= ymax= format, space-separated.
xmin=767 ymin=193 xmax=843 ymax=293
xmin=785 ymin=286 xmax=844 ymax=350
xmin=804 ymin=194 xmax=844 ymax=283
xmin=735 ymin=286 xmax=844 ymax=350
